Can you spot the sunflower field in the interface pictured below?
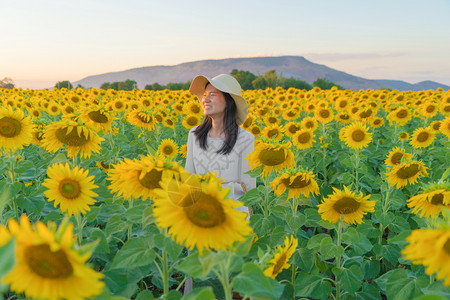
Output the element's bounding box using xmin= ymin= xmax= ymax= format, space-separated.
xmin=0 ymin=86 xmax=449 ymax=300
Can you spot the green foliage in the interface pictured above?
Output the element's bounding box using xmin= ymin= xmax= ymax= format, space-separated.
xmin=230 ymin=69 xmax=257 ymax=90
xmin=101 ymin=79 xmax=137 ymax=91
xmin=144 ymin=81 xmax=191 ymax=91
xmin=313 ymin=77 xmax=344 ymax=89
xmin=54 ymin=80 xmax=73 ymax=89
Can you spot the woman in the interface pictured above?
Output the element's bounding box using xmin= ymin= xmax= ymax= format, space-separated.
xmin=185 ymin=73 xmax=256 ymax=215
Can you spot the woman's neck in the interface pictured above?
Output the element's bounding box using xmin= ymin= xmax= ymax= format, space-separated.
xmin=209 ymin=117 xmax=225 ymax=138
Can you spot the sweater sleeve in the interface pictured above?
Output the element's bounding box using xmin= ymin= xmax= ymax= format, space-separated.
xmin=184 ymin=129 xmax=195 ymax=175
xmin=240 ymin=133 xmax=256 ymax=191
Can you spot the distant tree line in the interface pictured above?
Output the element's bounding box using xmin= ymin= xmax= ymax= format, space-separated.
xmin=0 ymin=77 xmax=15 ymax=89
xmin=51 ymin=70 xmax=343 ymax=91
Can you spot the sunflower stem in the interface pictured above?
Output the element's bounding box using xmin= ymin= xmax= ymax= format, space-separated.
xmin=162 ymin=250 xmax=170 ymax=297
xmin=335 ymin=220 xmax=344 ymax=300
xmin=291 ymin=265 xmax=297 ymax=300
xmin=8 ymin=152 xmax=19 ymax=220
xmin=321 ymin=123 xmax=328 ymax=186
xmin=263 ymin=175 xmax=270 ymax=218
xmin=353 ymin=149 xmax=361 ymax=192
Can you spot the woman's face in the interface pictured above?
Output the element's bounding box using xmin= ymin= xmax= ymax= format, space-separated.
xmin=201 ymin=84 xmax=226 ymax=119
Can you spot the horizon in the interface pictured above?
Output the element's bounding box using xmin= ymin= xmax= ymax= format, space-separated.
xmin=1 ymin=0 xmax=450 ymax=89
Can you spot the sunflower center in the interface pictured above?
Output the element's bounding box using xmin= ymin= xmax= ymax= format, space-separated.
xmin=137 ymin=113 xmax=153 ymax=124
xmin=258 ymin=148 xmax=286 ymax=166
xmin=267 ymin=129 xmax=279 ymax=138
xmin=87 ymin=110 xmax=109 ymax=123
xmin=333 ymin=197 xmax=361 ymax=214
xmin=351 ymin=129 xmax=365 ymax=142
xmin=339 ymin=101 xmax=348 ymax=108
xmin=416 ymin=132 xmax=429 ymax=142
xmin=391 ymin=153 xmax=404 ymax=165
xmin=35 ymin=131 xmax=44 ymax=141
xmin=288 ymin=125 xmax=298 ymax=134
xmin=287 ymin=111 xmax=295 ymax=117
xmin=0 ymin=117 xmax=22 ymax=138
xmin=55 ymin=127 xmax=89 ymax=146
xmin=396 ymin=109 xmax=408 ymax=118
xmin=305 ymin=121 xmax=314 ymax=129
xmin=138 ymin=169 xmax=163 ymax=189
xmin=163 ymin=146 xmax=174 ymax=155
xmin=426 ymin=105 xmax=436 ymax=113
xmin=187 ymin=116 xmax=198 ymax=126
xmin=319 ymin=110 xmax=330 ymax=118
xmin=397 ymin=164 xmax=420 ymax=179
xmin=359 ymin=109 xmax=373 ymax=118
xmin=443 ymin=239 xmax=450 ymax=255
xmin=271 ymin=252 xmax=287 ymax=276
xmin=25 ymin=244 xmax=73 ymax=278
xmin=282 ymin=176 xmax=311 ymax=189
xmin=432 ymin=122 xmax=441 ymax=131
xmin=297 ymin=132 xmax=311 ymax=144
xmin=373 ymin=119 xmax=381 ymax=125
xmin=191 ymin=105 xmax=201 ymax=114
xmin=183 ymin=191 xmax=226 ymax=228
xmin=430 ymin=193 xmax=444 ymax=205
xmin=59 ymin=179 xmax=81 ymax=199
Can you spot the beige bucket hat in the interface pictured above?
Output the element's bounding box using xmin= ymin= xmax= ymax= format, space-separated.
xmin=189 ymin=74 xmax=248 ymax=126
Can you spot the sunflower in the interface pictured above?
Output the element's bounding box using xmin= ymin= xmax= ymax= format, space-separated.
xmin=386 ymin=160 xmax=429 ymax=189
xmin=314 ymin=107 xmax=334 ymax=124
xmin=439 ymin=103 xmax=450 ymax=116
xmin=428 ymin=120 xmax=442 ymax=133
xmin=317 ymin=185 xmax=375 ymax=225
xmin=335 ymin=112 xmax=352 ymax=124
xmin=3 ymin=215 xmax=104 ymax=300
xmin=399 ymin=131 xmax=410 ymax=141
xmin=402 ymin=227 xmax=450 ymax=286
xmin=78 ymin=107 xmax=116 ymax=133
xmin=270 ymin=170 xmax=319 ymax=199
xmin=42 ymin=163 xmax=98 ymax=215
xmin=384 ymin=147 xmax=413 ymax=167
xmin=264 ymin=235 xmax=298 ymax=279
xmin=370 ymin=117 xmax=385 ymax=128
xmin=242 ymin=113 xmax=255 ymax=129
xmin=410 ymin=127 xmax=436 ymax=148
xmin=262 ymin=124 xmax=284 ymax=142
xmin=246 ymin=141 xmax=296 ymax=177
xmin=249 ymin=124 xmax=262 ymax=137
xmin=95 ymin=160 xmax=111 ymax=172
xmin=41 ymin=120 xmax=104 ymax=158
xmin=292 ymin=129 xmax=315 ymax=150
xmin=0 ymin=107 xmax=34 ymax=153
xmin=440 ymin=115 xmax=450 ymax=138
xmin=157 ymin=138 xmax=179 ymax=159
xmin=264 ymin=115 xmax=281 ymax=126
xmin=108 ymin=155 xmax=183 ymax=201
xmin=342 ymin=121 xmax=372 ymax=149
xmin=421 ymin=102 xmax=438 ymax=118
xmin=126 ymin=109 xmax=157 ymax=131
xmin=182 ymin=114 xmax=201 ymax=130
xmin=282 ymin=108 xmax=299 ymax=121
xmin=301 ymin=116 xmax=318 ymax=131
xmin=163 ymin=116 xmax=176 ymax=129
xmin=152 ymin=173 xmax=253 ymax=254
xmin=180 ymin=144 xmax=187 ymax=158
xmin=183 ymin=101 xmax=203 ymax=115
xmin=387 ymin=107 xmax=412 ymax=126
xmin=283 ymin=122 xmax=301 ymax=137
xmin=407 ymin=186 xmax=450 ymax=219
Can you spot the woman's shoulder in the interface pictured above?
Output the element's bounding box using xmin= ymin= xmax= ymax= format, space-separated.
xmin=188 ymin=126 xmax=199 ymax=135
xmin=238 ymin=127 xmax=255 ymax=141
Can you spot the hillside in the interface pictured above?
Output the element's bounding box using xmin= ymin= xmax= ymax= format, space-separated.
xmin=73 ymin=56 xmax=450 ymax=91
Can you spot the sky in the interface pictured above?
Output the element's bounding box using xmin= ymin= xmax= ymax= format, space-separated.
xmin=1 ymin=0 xmax=450 ymax=89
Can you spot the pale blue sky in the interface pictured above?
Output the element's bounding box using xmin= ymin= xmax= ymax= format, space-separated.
xmin=1 ymin=0 xmax=449 ymax=89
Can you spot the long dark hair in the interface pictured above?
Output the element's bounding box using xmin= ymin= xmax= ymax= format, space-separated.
xmin=194 ymin=85 xmax=239 ymax=155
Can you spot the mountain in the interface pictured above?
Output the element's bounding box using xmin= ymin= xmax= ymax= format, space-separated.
xmin=73 ymin=56 xmax=450 ymax=91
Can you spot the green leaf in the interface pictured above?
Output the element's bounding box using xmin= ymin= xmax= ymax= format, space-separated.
xmin=342 ymin=227 xmax=373 ymax=255
xmin=0 ymin=238 xmax=15 ymax=279
xmin=375 ymin=211 xmax=395 ymax=227
xmin=306 ymin=233 xmax=330 ymax=251
xmin=339 ymin=265 xmax=363 ymax=293
xmin=232 ymin=262 xmax=284 ymax=300
xmin=293 ymin=248 xmax=315 ymax=273
xmin=239 ymin=187 xmax=261 ymax=206
xmin=294 ymin=272 xmax=332 ymax=299
xmin=176 ymin=252 xmax=210 ymax=279
xmin=124 ymin=204 xmax=147 ymax=223
xmin=319 ymin=237 xmax=344 ymax=260
xmin=88 ymin=228 xmax=110 ymax=254
xmin=135 ymin=290 xmax=155 ymax=300
xmin=360 ymin=259 xmax=381 ymax=280
xmin=183 ymin=287 xmax=216 ymax=300
xmin=386 ymin=269 xmax=415 ymax=300
xmin=110 ymin=237 xmax=156 ymax=269
xmin=153 ymin=233 xmax=183 ymax=261
xmin=142 ymin=206 xmax=155 ymax=228
xmin=286 ymin=214 xmax=306 ymax=233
